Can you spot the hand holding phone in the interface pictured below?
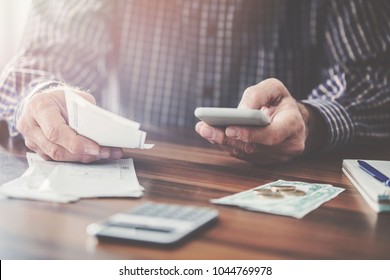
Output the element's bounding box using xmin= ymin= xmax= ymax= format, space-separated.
xmin=194 ymin=107 xmax=270 ymax=126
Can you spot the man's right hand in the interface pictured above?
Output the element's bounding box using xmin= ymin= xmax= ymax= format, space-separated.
xmin=16 ymin=87 xmax=123 ymax=163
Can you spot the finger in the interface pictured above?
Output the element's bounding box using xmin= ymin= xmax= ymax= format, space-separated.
xmin=109 ymin=147 xmax=124 ymax=160
xmin=33 ymin=103 xmax=101 ymax=156
xmin=226 ymin=107 xmax=304 ymax=146
xmin=195 ymin=121 xmax=205 ymax=135
xmin=195 ymin=121 xmax=231 ymax=145
xmin=24 ymin=138 xmax=49 ymax=159
xmin=18 ymin=108 xmax=101 ymax=162
xmin=229 ymin=90 xmax=303 ymax=146
xmin=97 ymin=146 xmax=123 ymax=160
xmin=28 ymin=122 xmax=123 ymax=162
xmin=196 ymin=121 xmax=250 ymax=150
xmin=222 ymin=141 xmax=257 ymax=155
xmin=238 ymin=78 xmax=290 ymax=109
xmin=24 ymin=124 xmax=100 ymax=163
xmin=225 ymin=124 xmax=286 ymax=146
xmin=226 ymin=122 xmax=288 ymax=146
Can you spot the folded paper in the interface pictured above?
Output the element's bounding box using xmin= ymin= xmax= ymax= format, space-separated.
xmin=65 ymin=89 xmax=154 ymax=149
xmin=0 ymin=153 xmax=144 ymax=203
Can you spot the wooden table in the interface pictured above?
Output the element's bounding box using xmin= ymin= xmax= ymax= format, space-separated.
xmin=1 ymin=120 xmax=389 ymax=259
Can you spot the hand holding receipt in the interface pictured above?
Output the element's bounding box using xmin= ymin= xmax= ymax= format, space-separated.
xmin=65 ymin=89 xmax=154 ymax=149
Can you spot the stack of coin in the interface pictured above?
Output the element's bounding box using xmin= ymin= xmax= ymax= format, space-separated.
xmin=255 ymin=185 xmax=306 ymax=198
xmin=255 ymin=189 xmax=283 ymax=199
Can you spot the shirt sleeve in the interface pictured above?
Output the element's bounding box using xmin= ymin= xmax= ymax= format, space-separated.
xmin=301 ymin=0 xmax=390 ymax=150
xmin=0 ymin=0 xmax=114 ymax=136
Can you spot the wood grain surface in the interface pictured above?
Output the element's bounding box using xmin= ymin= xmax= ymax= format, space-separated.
xmin=1 ymin=121 xmax=389 ymax=259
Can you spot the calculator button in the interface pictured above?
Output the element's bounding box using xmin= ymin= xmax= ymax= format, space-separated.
xmin=89 ymin=202 xmax=219 ymax=245
xmin=124 ymin=203 xmax=215 ymax=222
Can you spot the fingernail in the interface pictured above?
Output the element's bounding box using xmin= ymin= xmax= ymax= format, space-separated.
xmin=232 ymin=148 xmax=241 ymax=156
xmin=226 ymin=127 xmax=239 ymax=139
xmin=201 ymin=127 xmax=214 ymax=140
xmin=84 ymin=148 xmax=99 ymax=156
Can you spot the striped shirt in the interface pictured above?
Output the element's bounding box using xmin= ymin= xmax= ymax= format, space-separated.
xmin=0 ymin=0 xmax=389 ymax=150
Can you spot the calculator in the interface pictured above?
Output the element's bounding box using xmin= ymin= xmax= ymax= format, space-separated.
xmin=87 ymin=202 xmax=219 ymax=245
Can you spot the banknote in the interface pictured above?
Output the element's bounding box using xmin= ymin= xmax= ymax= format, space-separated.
xmin=211 ymin=180 xmax=344 ymax=218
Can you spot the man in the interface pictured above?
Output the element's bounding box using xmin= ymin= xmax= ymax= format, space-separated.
xmin=0 ymin=0 xmax=389 ymax=164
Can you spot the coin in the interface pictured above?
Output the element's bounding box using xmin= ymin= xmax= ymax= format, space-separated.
xmin=255 ymin=189 xmax=274 ymax=195
xmin=283 ymin=190 xmax=306 ymax=196
xmin=255 ymin=189 xmax=284 ymax=198
xmin=271 ymin=185 xmax=296 ymax=192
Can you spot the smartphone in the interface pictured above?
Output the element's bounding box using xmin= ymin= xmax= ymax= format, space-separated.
xmin=194 ymin=107 xmax=270 ymax=126
xmin=87 ymin=202 xmax=219 ymax=246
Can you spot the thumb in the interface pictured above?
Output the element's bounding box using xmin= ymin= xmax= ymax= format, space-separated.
xmin=238 ymin=78 xmax=290 ymax=109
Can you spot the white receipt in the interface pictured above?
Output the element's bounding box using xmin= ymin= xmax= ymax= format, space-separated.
xmin=0 ymin=153 xmax=144 ymax=203
xmin=65 ymin=89 xmax=154 ymax=149
xmin=0 ymin=164 xmax=79 ymax=203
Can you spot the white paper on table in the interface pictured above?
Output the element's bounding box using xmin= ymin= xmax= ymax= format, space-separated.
xmin=0 ymin=165 xmax=79 ymax=203
xmin=65 ymin=89 xmax=154 ymax=149
xmin=0 ymin=153 xmax=144 ymax=203
xmin=47 ymin=158 xmax=144 ymax=198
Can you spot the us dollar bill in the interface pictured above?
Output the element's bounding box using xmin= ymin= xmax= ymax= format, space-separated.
xmin=210 ymin=180 xmax=344 ymax=218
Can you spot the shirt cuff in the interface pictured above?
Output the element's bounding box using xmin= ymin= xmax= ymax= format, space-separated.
xmin=301 ymin=99 xmax=355 ymax=150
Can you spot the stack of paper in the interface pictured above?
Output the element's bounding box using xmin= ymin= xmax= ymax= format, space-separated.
xmin=342 ymin=159 xmax=390 ymax=212
xmin=1 ymin=90 xmax=154 ymax=203
xmin=65 ymin=89 xmax=153 ymax=149
xmin=0 ymin=153 xmax=144 ymax=203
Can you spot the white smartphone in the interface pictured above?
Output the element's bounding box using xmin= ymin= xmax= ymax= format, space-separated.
xmin=194 ymin=107 xmax=270 ymax=126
